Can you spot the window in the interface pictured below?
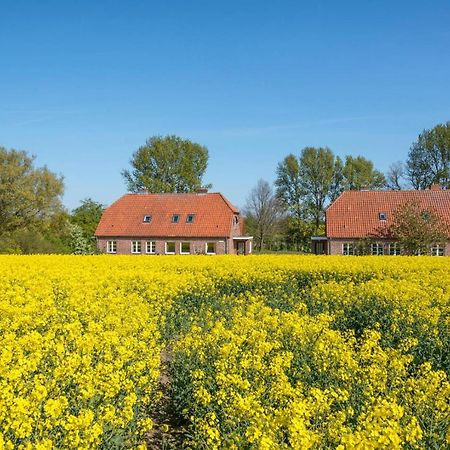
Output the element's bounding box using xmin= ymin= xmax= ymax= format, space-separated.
xmin=389 ymin=243 xmax=401 ymax=255
xmin=431 ymin=244 xmax=444 ymax=256
xmin=172 ymin=214 xmax=180 ymax=224
xmin=342 ymin=243 xmax=354 ymax=256
xmin=180 ymin=242 xmax=191 ymax=254
xmin=421 ymin=211 xmax=431 ymax=221
xmin=131 ymin=241 xmax=141 ymax=254
xmin=143 ymin=215 xmax=152 ymax=223
xmin=371 ymin=243 xmax=384 ymax=255
xmin=186 ymin=214 xmax=195 ymax=224
xmin=165 ymin=242 xmax=176 ymax=254
xmin=233 ymin=215 xmax=239 ymax=225
xmin=107 ymin=240 xmax=117 ymax=253
xmin=206 ymin=242 xmax=216 ymax=254
xmin=379 ymin=212 xmax=387 ymax=220
xmin=146 ymin=241 xmax=156 ymax=254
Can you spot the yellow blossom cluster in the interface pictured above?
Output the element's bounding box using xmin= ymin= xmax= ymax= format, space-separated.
xmin=0 ymin=255 xmax=194 ymax=449
xmin=1 ymin=255 xmax=450 ymax=449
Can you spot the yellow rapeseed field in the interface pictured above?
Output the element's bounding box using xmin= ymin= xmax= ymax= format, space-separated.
xmin=0 ymin=255 xmax=449 ymax=449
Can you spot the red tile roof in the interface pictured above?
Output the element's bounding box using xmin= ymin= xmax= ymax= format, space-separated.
xmin=326 ymin=189 xmax=450 ymax=238
xmin=95 ymin=192 xmax=241 ymax=238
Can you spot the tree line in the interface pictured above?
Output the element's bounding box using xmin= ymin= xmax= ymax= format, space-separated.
xmin=0 ymin=122 xmax=448 ymax=254
xmin=245 ymin=121 xmax=450 ymax=252
xmin=0 ymin=148 xmax=104 ymax=254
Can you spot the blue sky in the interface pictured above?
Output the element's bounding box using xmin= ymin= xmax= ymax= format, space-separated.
xmin=1 ymin=0 xmax=449 ymax=210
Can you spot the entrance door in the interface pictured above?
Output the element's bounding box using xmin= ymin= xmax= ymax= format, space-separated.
xmin=236 ymin=241 xmax=245 ymax=255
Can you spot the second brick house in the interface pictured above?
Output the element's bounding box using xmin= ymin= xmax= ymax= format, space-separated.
xmin=95 ymin=191 xmax=253 ymax=255
xmin=313 ymin=187 xmax=450 ymax=256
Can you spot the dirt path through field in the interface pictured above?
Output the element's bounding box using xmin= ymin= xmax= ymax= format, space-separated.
xmin=145 ymin=347 xmax=188 ymax=449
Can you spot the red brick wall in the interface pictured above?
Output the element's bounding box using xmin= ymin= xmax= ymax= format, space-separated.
xmin=329 ymin=238 xmax=450 ymax=256
xmin=97 ymin=238 xmax=228 ymax=255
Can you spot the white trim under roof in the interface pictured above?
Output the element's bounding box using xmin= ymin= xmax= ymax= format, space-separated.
xmin=232 ymin=236 xmax=253 ymax=240
xmin=311 ymin=236 xmax=328 ymax=241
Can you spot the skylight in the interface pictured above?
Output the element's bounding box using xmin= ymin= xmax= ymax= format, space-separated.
xmin=186 ymin=214 xmax=195 ymax=224
xmin=172 ymin=214 xmax=180 ymax=223
xmin=379 ymin=212 xmax=387 ymax=220
xmin=143 ymin=215 xmax=152 ymax=223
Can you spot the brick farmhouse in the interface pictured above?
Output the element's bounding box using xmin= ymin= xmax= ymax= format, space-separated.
xmin=312 ymin=187 xmax=450 ymax=256
xmin=95 ymin=191 xmax=253 ymax=255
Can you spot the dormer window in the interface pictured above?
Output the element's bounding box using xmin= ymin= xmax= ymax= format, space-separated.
xmin=186 ymin=214 xmax=195 ymax=224
xmin=234 ymin=215 xmax=239 ymax=225
xmin=379 ymin=212 xmax=387 ymax=220
xmin=172 ymin=214 xmax=180 ymax=224
xmin=143 ymin=215 xmax=152 ymax=223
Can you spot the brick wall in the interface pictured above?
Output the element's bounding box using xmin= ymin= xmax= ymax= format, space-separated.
xmin=329 ymin=238 xmax=450 ymax=256
xmin=97 ymin=238 xmax=228 ymax=255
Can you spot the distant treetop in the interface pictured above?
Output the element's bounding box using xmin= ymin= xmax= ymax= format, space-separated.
xmin=122 ymin=135 xmax=211 ymax=193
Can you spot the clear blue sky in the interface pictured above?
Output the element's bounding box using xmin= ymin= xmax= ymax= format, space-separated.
xmin=1 ymin=0 xmax=449 ymax=210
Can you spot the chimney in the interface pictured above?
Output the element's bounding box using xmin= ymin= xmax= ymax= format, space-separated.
xmin=430 ymin=184 xmax=442 ymax=191
xmin=195 ymin=187 xmax=208 ymax=194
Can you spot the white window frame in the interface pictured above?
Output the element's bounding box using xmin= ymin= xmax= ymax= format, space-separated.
xmin=172 ymin=214 xmax=180 ymax=224
xmin=371 ymin=243 xmax=384 ymax=255
xmin=206 ymin=242 xmax=216 ymax=255
xmin=180 ymin=242 xmax=191 ymax=254
xmin=431 ymin=244 xmax=444 ymax=256
xmin=165 ymin=242 xmax=176 ymax=254
xmin=131 ymin=240 xmax=141 ymax=254
xmin=249 ymin=240 xmax=252 ymax=254
xmin=389 ymin=243 xmax=401 ymax=256
xmin=186 ymin=214 xmax=195 ymax=224
xmin=342 ymin=243 xmax=354 ymax=256
xmin=146 ymin=241 xmax=156 ymax=254
xmin=107 ymin=240 xmax=117 ymax=254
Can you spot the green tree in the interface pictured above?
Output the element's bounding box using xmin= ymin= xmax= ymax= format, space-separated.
xmin=342 ymin=155 xmax=386 ymax=191
xmin=70 ymin=198 xmax=105 ymax=253
xmin=0 ymin=147 xmax=64 ymax=236
xmin=275 ymin=154 xmax=303 ymax=220
xmin=284 ymin=217 xmax=317 ymax=252
xmin=382 ymin=201 xmax=448 ymax=255
xmin=406 ymin=122 xmax=450 ymax=189
xmin=329 ymin=156 xmax=344 ymax=202
xmin=244 ymin=180 xmax=285 ymax=252
xmin=122 ymin=135 xmax=210 ymax=193
xmin=67 ymin=223 xmax=92 ymax=255
xmin=71 ymin=198 xmax=105 ymax=251
xmin=298 ymin=147 xmax=335 ymax=231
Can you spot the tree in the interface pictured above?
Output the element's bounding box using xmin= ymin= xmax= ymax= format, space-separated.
xmin=275 ymin=154 xmax=303 ymax=220
xmin=385 ymin=161 xmax=406 ymax=190
xmin=406 ymin=122 xmax=450 ymax=189
xmin=71 ymin=198 xmax=105 ymax=251
xmin=329 ymin=156 xmax=344 ymax=202
xmin=342 ymin=155 xmax=386 ymax=191
xmin=298 ymin=147 xmax=335 ymax=231
xmin=67 ymin=223 xmax=92 ymax=255
xmin=0 ymin=147 xmax=64 ymax=236
xmin=382 ymin=200 xmax=448 ymax=255
xmin=244 ymin=180 xmax=285 ymax=252
xmin=122 ymin=135 xmax=210 ymax=193
xmin=284 ymin=217 xmax=317 ymax=252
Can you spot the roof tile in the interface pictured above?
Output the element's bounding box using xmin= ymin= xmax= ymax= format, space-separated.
xmin=326 ymin=189 xmax=450 ymax=238
xmin=95 ymin=192 xmax=241 ymax=237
